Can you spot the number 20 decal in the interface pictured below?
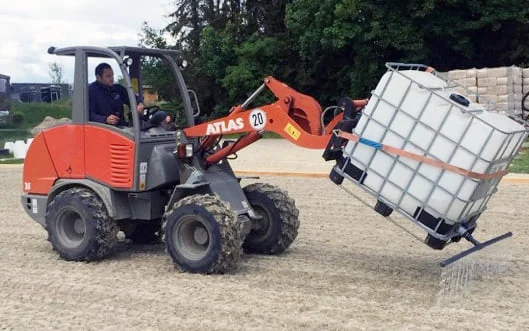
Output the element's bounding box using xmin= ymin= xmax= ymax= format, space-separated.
xmin=249 ymin=109 xmax=266 ymax=130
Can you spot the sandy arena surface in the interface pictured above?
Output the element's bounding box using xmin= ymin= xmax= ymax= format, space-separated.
xmin=1 ymin=140 xmax=528 ymax=330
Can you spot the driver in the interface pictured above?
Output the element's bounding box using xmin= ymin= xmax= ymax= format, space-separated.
xmin=89 ymin=63 xmax=172 ymax=129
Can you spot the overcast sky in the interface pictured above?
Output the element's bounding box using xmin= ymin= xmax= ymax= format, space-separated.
xmin=0 ymin=0 xmax=174 ymax=84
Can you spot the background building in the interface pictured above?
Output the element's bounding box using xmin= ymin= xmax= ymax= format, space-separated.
xmin=0 ymin=74 xmax=10 ymax=110
xmin=10 ymin=83 xmax=70 ymax=103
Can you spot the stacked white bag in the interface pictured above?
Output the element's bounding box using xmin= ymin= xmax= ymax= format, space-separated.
xmin=475 ymin=66 xmax=523 ymax=115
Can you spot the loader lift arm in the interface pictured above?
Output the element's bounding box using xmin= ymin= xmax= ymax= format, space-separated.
xmin=183 ymin=76 xmax=367 ymax=164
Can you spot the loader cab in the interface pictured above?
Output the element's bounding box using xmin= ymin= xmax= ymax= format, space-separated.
xmin=46 ymin=46 xmax=197 ymax=192
xmin=47 ymin=46 xmax=196 ymax=132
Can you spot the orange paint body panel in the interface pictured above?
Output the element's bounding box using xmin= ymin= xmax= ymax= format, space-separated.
xmin=44 ymin=125 xmax=86 ymax=178
xmin=264 ymin=76 xmax=323 ymax=135
xmin=264 ymin=105 xmax=330 ymax=149
xmin=186 ymin=77 xmax=371 ymax=156
xmin=84 ymin=126 xmax=135 ymax=189
xmin=186 ymin=103 xmax=331 ymax=150
xmin=23 ymin=134 xmax=58 ymax=194
xmin=325 ymin=113 xmax=344 ymax=135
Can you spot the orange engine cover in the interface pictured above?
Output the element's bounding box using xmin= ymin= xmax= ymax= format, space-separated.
xmin=44 ymin=124 xmax=86 ymax=178
xmin=84 ymin=126 xmax=135 ymax=189
xmin=23 ymin=124 xmax=135 ymax=194
xmin=23 ymin=133 xmax=59 ymax=195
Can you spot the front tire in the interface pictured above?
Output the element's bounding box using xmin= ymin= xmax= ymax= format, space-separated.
xmin=162 ymin=194 xmax=242 ymax=274
xmin=243 ymin=183 xmax=300 ymax=254
xmin=45 ymin=187 xmax=119 ymax=261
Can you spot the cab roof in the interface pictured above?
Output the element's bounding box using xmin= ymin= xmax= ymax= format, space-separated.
xmin=48 ymin=46 xmax=180 ymax=58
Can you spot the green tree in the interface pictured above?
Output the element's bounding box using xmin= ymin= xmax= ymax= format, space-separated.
xmin=221 ymin=35 xmax=286 ymax=105
xmin=285 ymin=0 xmax=529 ymax=102
xmin=163 ymin=1 xmax=294 ymax=117
xmin=143 ymin=0 xmax=529 ymax=121
xmin=48 ymin=62 xmax=65 ymax=84
xmin=138 ymin=22 xmax=177 ymax=102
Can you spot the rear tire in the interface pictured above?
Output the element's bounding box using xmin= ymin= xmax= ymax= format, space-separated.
xmin=162 ymin=194 xmax=242 ymax=274
xmin=243 ymin=183 xmax=300 ymax=254
xmin=45 ymin=187 xmax=119 ymax=261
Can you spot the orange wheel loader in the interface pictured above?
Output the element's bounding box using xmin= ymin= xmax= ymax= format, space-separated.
xmin=21 ymin=46 xmax=357 ymax=273
xmin=22 ymin=46 xmax=507 ymax=272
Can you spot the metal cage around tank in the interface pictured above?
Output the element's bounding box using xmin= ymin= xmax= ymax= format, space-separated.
xmin=332 ymin=62 xmax=528 ymax=243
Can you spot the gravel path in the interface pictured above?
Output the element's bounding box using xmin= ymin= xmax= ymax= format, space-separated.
xmin=1 ymin=157 xmax=528 ymax=330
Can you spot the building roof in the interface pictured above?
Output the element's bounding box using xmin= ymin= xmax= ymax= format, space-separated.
xmin=0 ymin=74 xmax=10 ymax=79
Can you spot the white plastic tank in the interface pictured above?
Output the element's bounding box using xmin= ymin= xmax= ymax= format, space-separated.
xmin=343 ymin=69 xmax=527 ymax=223
xmin=3 ymin=141 xmax=15 ymax=154
xmin=13 ymin=140 xmax=28 ymax=159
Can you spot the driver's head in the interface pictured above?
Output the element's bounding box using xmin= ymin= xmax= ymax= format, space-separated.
xmin=95 ymin=63 xmax=114 ymax=87
xmin=136 ymin=101 xmax=145 ymax=114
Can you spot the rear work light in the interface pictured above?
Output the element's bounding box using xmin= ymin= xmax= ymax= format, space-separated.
xmin=177 ymin=143 xmax=194 ymax=159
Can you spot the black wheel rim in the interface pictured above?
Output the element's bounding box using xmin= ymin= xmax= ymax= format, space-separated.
xmin=173 ymin=216 xmax=212 ymax=261
xmin=56 ymin=209 xmax=86 ymax=249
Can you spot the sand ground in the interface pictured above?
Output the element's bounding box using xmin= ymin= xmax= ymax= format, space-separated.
xmin=1 ymin=140 xmax=528 ymax=330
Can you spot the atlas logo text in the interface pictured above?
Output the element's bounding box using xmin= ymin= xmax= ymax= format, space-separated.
xmin=206 ymin=118 xmax=244 ymax=135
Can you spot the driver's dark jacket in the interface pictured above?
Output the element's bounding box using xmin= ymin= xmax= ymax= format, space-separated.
xmin=89 ymin=81 xmax=131 ymax=126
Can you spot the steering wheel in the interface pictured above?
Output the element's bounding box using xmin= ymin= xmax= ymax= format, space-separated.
xmin=140 ymin=105 xmax=171 ymax=132
xmin=142 ymin=105 xmax=160 ymax=120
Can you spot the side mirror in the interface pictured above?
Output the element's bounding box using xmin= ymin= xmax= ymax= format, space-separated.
xmin=188 ymin=89 xmax=200 ymax=117
xmin=123 ymin=56 xmax=134 ymax=67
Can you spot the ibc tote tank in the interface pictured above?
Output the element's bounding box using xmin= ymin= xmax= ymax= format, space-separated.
xmin=342 ymin=65 xmax=527 ymax=227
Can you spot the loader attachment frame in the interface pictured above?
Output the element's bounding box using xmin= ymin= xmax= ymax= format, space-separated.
xmin=440 ymin=231 xmax=512 ymax=267
xmin=183 ymin=76 xmax=367 ymax=164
